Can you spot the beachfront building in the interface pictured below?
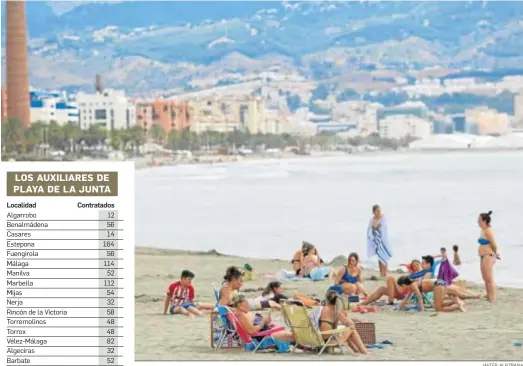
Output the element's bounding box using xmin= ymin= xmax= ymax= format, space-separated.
xmin=76 ymin=89 xmax=136 ymax=130
xmin=134 ymin=99 xmax=190 ymax=133
xmin=189 ymin=96 xmax=266 ymax=134
xmin=378 ymin=115 xmax=432 ymax=140
xmin=465 ymin=107 xmax=510 ymax=135
xmin=28 ymin=90 xmax=78 ymax=125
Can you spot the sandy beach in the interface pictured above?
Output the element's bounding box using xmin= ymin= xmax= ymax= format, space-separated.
xmin=135 ymin=247 xmax=523 ymax=361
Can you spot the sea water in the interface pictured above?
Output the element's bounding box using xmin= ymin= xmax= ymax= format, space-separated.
xmin=136 ymin=151 xmax=523 ymax=288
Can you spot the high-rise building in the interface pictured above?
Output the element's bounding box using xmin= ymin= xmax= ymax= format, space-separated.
xmin=5 ymin=0 xmax=30 ymax=127
xmin=135 ymin=100 xmax=190 ymax=133
xmin=76 ymin=89 xmax=136 ymax=130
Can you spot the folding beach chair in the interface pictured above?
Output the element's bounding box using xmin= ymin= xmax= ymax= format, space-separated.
xmin=213 ymin=305 xmax=238 ymax=351
xmin=212 ymin=283 xmax=220 ymax=304
xmin=225 ymin=308 xmax=286 ymax=353
xmin=281 ymin=302 xmax=347 ymax=356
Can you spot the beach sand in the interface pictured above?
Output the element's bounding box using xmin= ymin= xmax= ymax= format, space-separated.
xmin=135 ymin=247 xmax=523 ymax=361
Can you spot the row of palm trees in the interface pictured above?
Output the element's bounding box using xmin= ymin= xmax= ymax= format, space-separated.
xmin=1 ymin=118 xmax=309 ymax=157
xmin=1 ymin=118 xmax=147 ymax=156
xmin=2 ymin=117 xmax=408 ymax=159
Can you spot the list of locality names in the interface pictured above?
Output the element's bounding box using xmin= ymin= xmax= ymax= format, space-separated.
xmin=2 ymin=164 xmax=135 ymax=366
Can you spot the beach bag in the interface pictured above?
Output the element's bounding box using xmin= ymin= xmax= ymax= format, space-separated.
xmin=294 ymin=295 xmax=320 ymax=308
xmin=210 ymin=312 xmax=241 ymax=349
xmin=355 ymin=322 xmax=376 ymax=345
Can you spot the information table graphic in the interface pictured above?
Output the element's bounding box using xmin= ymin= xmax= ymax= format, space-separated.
xmin=1 ymin=162 xmax=135 ymax=366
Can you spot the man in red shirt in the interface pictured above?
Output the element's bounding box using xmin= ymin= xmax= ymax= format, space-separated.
xmin=163 ymin=270 xmax=213 ymax=316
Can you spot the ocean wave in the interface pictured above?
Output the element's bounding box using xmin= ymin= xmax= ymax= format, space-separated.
xmin=242 ymin=171 xmax=290 ymax=179
xmin=182 ymin=175 xmax=227 ymax=181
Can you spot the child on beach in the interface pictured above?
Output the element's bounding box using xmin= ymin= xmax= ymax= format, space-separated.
xmin=434 ymin=247 xmax=448 ymax=260
xmin=452 ymin=245 xmax=461 ymax=266
xmin=163 ymin=270 xmax=213 ymax=316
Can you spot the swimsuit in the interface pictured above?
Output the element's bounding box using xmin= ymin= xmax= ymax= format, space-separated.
xmin=478 ymin=238 xmax=496 ymax=259
xmin=339 ymin=267 xmax=359 ymax=285
xmin=478 ymin=238 xmax=490 ymax=246
xmin=434 ymin=279 xmax=446 ymax=287
xmin=169 ymin=302 xmax=195 ymax=314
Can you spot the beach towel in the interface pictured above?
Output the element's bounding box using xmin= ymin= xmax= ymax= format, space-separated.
xmin=276 ymin=270 xmax=310 ymax=282
xmin=367 ymin=216 xmax=392 ymax=265
xmin=437 ymin=259 xmax=459 ymax=285
xmin=309 ymin=267 xmax=330 ymax=281
xmin=307 ymin=306 xmax=323 ymax=332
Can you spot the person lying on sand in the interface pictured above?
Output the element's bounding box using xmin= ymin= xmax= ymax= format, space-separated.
xmin=397 ymin=277 xmax=466 ymax=312
xmin=309 ymin=291 xmax=368 ymax=354
xmin=163 ymin=270 xmax=214 ymax=316
xmin=219 ymin=266 xmax=243 ymax=307
xmin=301 ymin=244 xmax=335 ymax=280
xmin=233 ymin=295 xmax=295 ymax=344
xmin=334 ymin=253 xmax=368 ymax=297
xmin=248 ymin=281 xmax=288 ymax=311
xmin=360 ymin=259 xmax=428 ymax=305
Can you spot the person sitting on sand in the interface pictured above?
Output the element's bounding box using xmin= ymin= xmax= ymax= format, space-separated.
xmin=292 ymin=241 xmax=324 ymax=275
xmin=291 ymin=242 xmax=308 ymax=275
xmin=361 ymin=259 xmax=428 ymax=305
xmin=233 ymin=295 xmax=295 ymax=344
xmin=334 ymin=253 xmax=368 ymax=297
xmin=163 ymin=270 xmax=214 ymax=316
xmin=301 ymin=244 xmax=335 ymax=280
xmin=248 ymin=281 xmax=288 ymax=311
xmin=219 ymin=266 xmax=243 ymax=306
xmin=397 ymin=276 xmax=465 ymax=312
xmin=453 ymin=245 xmax=461 ymax=266
xmin=309 ymin=290 xmax=368 ymax=354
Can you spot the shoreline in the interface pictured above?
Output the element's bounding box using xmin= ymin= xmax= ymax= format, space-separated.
xmin=135 ymin=246 xmax=523 ymax=360
xmin=131 ymin=148 xmax=523 ymax=170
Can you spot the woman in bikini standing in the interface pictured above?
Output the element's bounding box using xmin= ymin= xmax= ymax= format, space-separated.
xmin=477 ymin=211 xmax=501 ymax=303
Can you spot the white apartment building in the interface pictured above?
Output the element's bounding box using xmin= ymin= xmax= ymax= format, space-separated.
xmin=29 ymin=91 xmax=79 ymax=125
xmin=76 ymin=89 xmax=136 ymax=130
xmin=379 ymin=115 xmax=432 ymax=140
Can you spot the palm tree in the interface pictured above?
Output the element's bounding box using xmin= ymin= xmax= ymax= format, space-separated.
xmin=149 ymin=123 xmax=166 ymax=144
xmin=1 ymin=118 xmax=25 ymax=154
xmin=128 ymin=125 xmax=146 ymax=155
xmin=24 ymin=122 xmax=47 ymax=154
xmin=62 ymin=122 xmax=82 ymax=153
xmin=46 ymin=121 xmax=65 ymax=150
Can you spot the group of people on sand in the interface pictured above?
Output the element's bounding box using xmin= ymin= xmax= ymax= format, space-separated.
xmin=291 ymin=241 xmax=336 ymax=280
xmin=217 ymin=265 xmax=368 ymax=354
xmin=161 ymin=205 xmax=501 ymax=354
xmin=365 ymin=205 xmax=501 ymax=303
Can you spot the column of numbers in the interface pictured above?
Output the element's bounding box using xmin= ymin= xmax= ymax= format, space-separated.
xmin=99 ymin=210 xmax=121 ymax=366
